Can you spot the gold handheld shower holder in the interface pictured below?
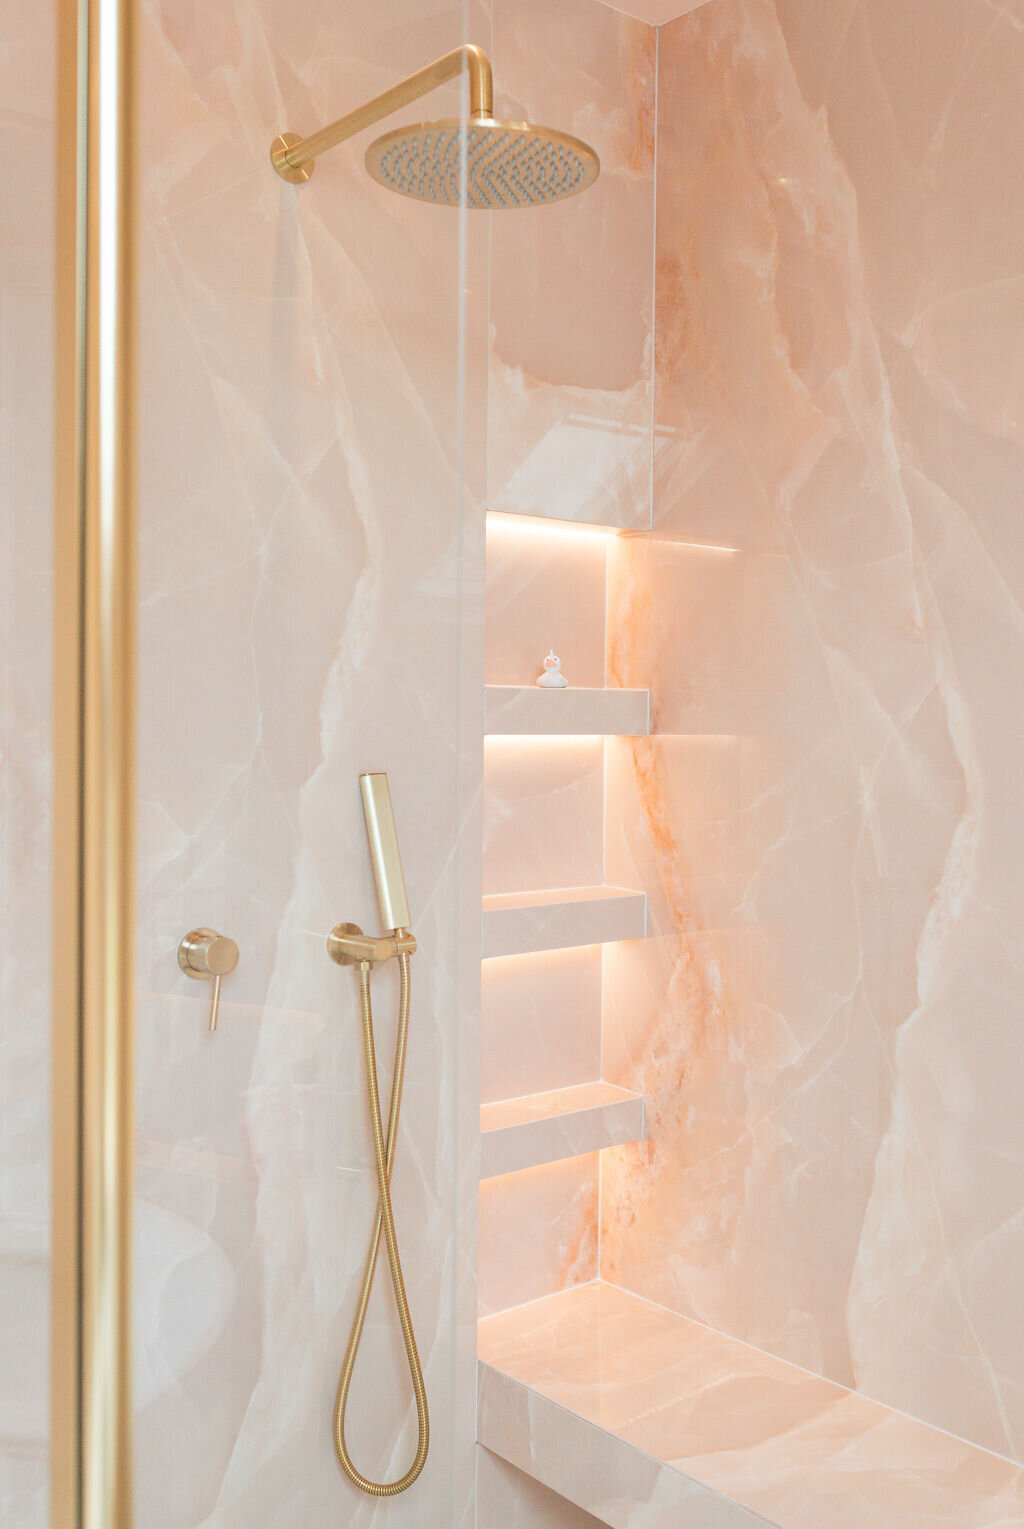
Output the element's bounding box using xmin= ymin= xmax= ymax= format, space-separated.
xmin=327 ymin=922 xmax=416 ymax=967
xmin=271 ymin=43 xmax=493 ymax=184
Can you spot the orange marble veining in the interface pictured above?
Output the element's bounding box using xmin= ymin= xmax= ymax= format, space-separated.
xmin=623 ymin=21 xmax=657 ymax=177
xmin=599 ymin=0 xmax=1024 ymax=1473
xmin=478 ymin=1157 xmax=600 ymax=1317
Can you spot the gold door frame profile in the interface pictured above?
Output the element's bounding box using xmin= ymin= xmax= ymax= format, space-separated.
xmin=52 ymin=0 xmax=137 ymax=1524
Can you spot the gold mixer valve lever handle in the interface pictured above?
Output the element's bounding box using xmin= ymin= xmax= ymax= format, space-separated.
xmin=178 ymin=928 xmax=240 ymax=1032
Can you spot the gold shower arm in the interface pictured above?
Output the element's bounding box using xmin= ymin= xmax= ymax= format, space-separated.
xmin=271 ymin=44 xmax=494 ymax=183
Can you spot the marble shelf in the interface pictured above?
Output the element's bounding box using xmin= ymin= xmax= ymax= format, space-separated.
xmin=485 ymin=685 xmax=650 ymax=737
xmin=482 ymin=885 xmax=647 ymax=959
xmin=478 ymin=1282 xmax=1024 ymax=1529
xmin=480 ymin=1081 xmax=645 ymax=1179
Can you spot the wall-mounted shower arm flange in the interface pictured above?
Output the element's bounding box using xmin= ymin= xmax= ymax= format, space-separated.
xmin=327 ymin=921 xmax=417 ymax=967
xmin=270 ymin=133 xmax=312 ymax=185
xmin=271 ymin=44 xmax=494 ymax=183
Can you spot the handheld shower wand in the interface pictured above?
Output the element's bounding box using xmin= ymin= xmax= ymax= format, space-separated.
xmin=359 ymin=772 xmax=411 ymax=933
xmin=327 ymin=774 xmax=428 ymax=1497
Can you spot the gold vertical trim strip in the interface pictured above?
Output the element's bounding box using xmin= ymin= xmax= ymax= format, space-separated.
xmin=53 ymin=0 xmax=137 ymax=1523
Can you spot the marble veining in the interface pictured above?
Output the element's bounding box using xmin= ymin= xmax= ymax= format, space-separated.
xmin=481 ymin=946 xmax=604 ymax=1105
xmin=484 ymin=737 xmax=606 ymax=897
xmin=600 ymin=0 xmax=1024 ymax=1474
xmin=478 ymin=1158 xmax=600 ymax=1317
xmin=489 ymin=0 xmax=655 ymax=530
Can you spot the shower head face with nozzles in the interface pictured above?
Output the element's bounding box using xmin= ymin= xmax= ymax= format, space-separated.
xmin=365 ymin=117 xmax=600 ymax=209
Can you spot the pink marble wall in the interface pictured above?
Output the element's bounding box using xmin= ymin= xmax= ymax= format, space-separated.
xmin=132 ymin=0 xmax=484 ymax=1524
xmin=485 ymin=518 xmax=610 ymax=687
xmin=602 ymin=0 xmax=1024 ymax=1469
xmin=0 ymin=2 xmax=54 ymax=1523
xmin=484 ymin=737 xmax=605 ymax=897
xmin=478 ymin=0 xmax=656 ymax=1338
xmin=478 ymin=1156 xmax=599 ymax=1317
xmin=481 ymin=947 xmax=603 ymax=1106
xmin=488 ymin=0 xmax=655 ymax=529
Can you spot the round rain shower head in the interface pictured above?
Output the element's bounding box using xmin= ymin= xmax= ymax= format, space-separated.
xmin=364 ymin=117 xmax=600 ymax=209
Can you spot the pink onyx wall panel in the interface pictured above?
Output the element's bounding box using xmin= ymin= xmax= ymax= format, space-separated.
xmin=481 ymin=947 xmax=603 ymax=1105
xmin=478 ymin=1156 xmax=599 ymax=1318
xmin=133 ymin=1 xmax=485 ymax=1525
xmin=485 ymin=518 xmax=610 ymax=689
xmin=601 ymin=0 xmax=1024 ymax=1470
xmin=488 ymin=0 xmax=656 ymax=530
xmin=483 ymin=737 xmax=606 ymax=897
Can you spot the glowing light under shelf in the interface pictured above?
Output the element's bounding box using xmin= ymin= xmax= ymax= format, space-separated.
xmin=486 ymin=509 xmax=618 ymax=539
xmin=486 ymin=508 xmax=740 ymax=555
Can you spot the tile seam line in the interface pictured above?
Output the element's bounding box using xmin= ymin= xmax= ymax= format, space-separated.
xmin=478 ymin=1275 xmax=604 ymax=1324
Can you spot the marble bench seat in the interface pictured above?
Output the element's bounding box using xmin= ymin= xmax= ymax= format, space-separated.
xmin=478 ymin=1281 xmax=1024 ymax=1529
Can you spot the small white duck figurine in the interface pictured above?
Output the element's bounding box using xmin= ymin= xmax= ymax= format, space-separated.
xmin=536 ymin=649 xmax=569 ymax=688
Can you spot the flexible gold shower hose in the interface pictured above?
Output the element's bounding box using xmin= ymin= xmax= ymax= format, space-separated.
xmin=333 ymin=950 xmax=430 ymax=1496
